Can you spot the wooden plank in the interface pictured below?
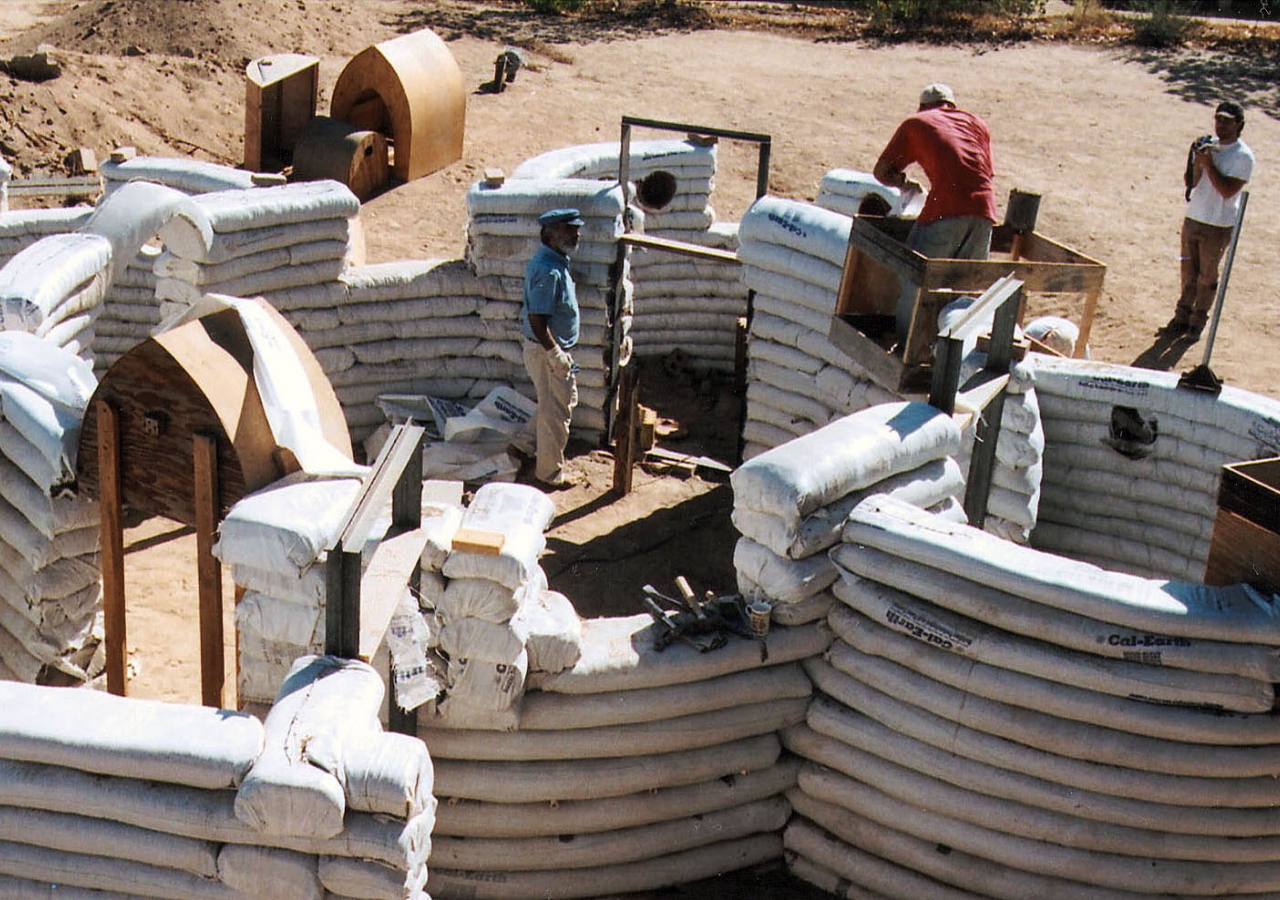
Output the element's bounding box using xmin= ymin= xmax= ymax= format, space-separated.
xmin=193 ymin=431 xmax=224 ymax=708
xmin=1204 ymin=509 xmax=1280 ymax=593
xmin=96 ymin=400 xmax=127 ymax=697
xmin=612 ymin=364 xmax=639 ymax=495
xmin=451 ymin=527 xmax=504 ymax=555
xmin=827 ymin=314 xmax=908 ymax=395
xmin=358 ymin=527 xmax=433 ymax=662
xmin=619 ymin=233 xmax=738 ymax=263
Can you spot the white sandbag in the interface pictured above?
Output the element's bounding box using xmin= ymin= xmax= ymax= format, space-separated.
xmin=217 ymin=844 xmax=322 ymax=900
xmin=845 ymin=493 xmax=1280 ymax=644
xmin=825 ymin=634 xmax=1280 ymax=772
xmin=235 ymin=592 xmax=324 ymax=656
xmin=803 ymin=698 xmax=1280 ymax=839
xmin=788 ymin=793 xmax=1137 ymax=900
xmin=320 ymin=859 xmax=429 ymax=900
xmin=737 ymin=240 xmax=843 ymax=293
xmin=732 ymin=456 xmax=963 ymax=560
xmin=214 ymin=472 xmax=364 ymax=574
xmin=428 ymin=833 xmax=780 ymax=900
xmin=512 ymin=589 xmax=581 ymax=674
xmin=343 ymin=258 xmax=484 ymax=301
xmin=510 ymin=663 xmax=811 ymax=732
xmin=0 ymin=840 xmax=249 ymax=900
xmin=785 ymin=828 xmax=927 ymax=900
xmin=234 ymin=656 xmax=383 ymax=839
xmin=431 ymin=733 xmax=780 ymax=803
xmin=340 ymin=730 xmax=434 ymax=818
xmin=0 ymin=681 xmax=261 ymax=788
xmin=734 ymin=537 xmax=836 ymax=604
xmin=831 ymin=603 xmax=1280 ymax=748
xmin=0 ymin=234 xmax=111 ymax=331
xmin=830 ymin=573 xmax=1273 ymax=712
xmin=437 ymin=571 xmax=543 ymax=624
xmin=510 ymin=138 xmax=715 ymax=181
xmin=528 ymin=616 xmax=831 ymax=694
xmin=791 ymin=722 xmax=1280 ymax=864
xmin=80 ymin=179 xmax=188 ymax=285
xmin=101 ymin=155 xmax=262 ymax=195
xmin=799 ymin=762 xmax=1280 ymax=895
xmin=0 ymin=805 xmax=216 ymax=877
xmin=0 ymin=333 xmax=95 ymax=480
xmin=803 ymin=655 xmax=1280 ymax=809
xmin=833 ymin=541 xmax=1280 ymax=681
xmin=439 ymin=615 xmax=529 ymax=665
xmin=421 ymin=697 xmax=807 ymax=762
xmin=465 ymin=178 xmax=626 ymax=218
xmin=432 ymin=795 xmax=789 ymax=871
xmin=739 ymin=195 xmax=851 ymax=267
xmin=444 ymin=650 xmax=527 ymax=712
xmin=435 ymin=758 xmax=797 ymax=841
xmin=768 ymin=590 xmax=835 ymax=626
xmin=731 ymin=402 xmax=960 ymax=528
xmin=161 ymin=179 xmax=357 ymax=250
xmin=441 ymin=532 xmax=544 ymax=591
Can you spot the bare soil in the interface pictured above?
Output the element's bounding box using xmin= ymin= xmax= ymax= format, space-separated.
xmin=2 ymin=4 xmax=1279 ymax=894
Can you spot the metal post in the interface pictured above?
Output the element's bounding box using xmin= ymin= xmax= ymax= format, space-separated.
xmin=1200 ymin=190 xmax=1248 ymax=367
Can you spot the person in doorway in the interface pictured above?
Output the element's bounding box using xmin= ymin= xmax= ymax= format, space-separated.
xmin=874 ymin=83 xmax=998 ymax=343
xmin=521 ymin=207 xmax=583 ymax=490
xmin=1167 ymin=100 xmax=1254 ymax=342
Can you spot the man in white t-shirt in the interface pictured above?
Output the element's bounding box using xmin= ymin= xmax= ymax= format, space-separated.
xmin=1167 ymin=100 xmax=1255 ymax=341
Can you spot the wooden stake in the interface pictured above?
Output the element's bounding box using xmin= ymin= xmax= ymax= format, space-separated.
xmin=193 ymin=432 xmax=224 ymax=708
xmin=96 ymin=400 xmax=127 ymax=696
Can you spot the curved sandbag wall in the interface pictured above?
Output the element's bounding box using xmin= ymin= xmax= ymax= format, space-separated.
xmin=784 ymin=493 xmax=1280 ymax=899
xmin=0 ymin=656 xmax=433 ymax=899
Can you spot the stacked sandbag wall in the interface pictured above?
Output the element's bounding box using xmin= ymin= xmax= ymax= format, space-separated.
xmin=784 ymin=491 xmax=1280 ymax=899
xmin=510 ymin=139 xmax=749 ymax=375
xmin=420 ymin=613 xmax=830 ymax=900
xmin=0 ymin=208 xmax=91 ymax=270
xmin=1026 ymin=355 xmax=1280 ymax=580
xmin=0 ymin=231 xmax=111 ymax=360
xmin=730 ymin=401 xmax=965 ymax=632
xmin=0 ymin=657 xmax=432 ymax=899
xmin=425 ymin=482 xmax=577 ymax=729
xmin=332 ymin=260 xmax=525 ymax=442
xmin=813 ymin=168 xmax=917 ymax=219
xmin=465 ymin=177 xmax=628 ymax=441
xmin=0 ymin=333 xmax=101 ymax=684
xmin=736 ymin=196 xmax=899 ymax=459
xmin=153 ymin=179 xmax=361 ymax=324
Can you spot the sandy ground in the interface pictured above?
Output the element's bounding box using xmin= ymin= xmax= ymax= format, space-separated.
xmin=2 ymin=0 xmax=1277 ymax=720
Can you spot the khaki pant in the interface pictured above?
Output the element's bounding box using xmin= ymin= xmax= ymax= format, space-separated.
xmin=1177 ymin=216 xmax=1233 ymax=328
xmin=522 ymin=341 xmax=578 ymax=482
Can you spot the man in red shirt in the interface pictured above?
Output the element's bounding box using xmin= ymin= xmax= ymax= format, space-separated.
xmin=875 ymin=83 xmax=998 ymax=258
xmin=874 ymin=83 xmax=998 ymax=341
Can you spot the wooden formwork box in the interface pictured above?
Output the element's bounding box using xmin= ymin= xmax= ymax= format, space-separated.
xmin=828 ymin=215 xmax=1106 ymax=393
xmin=244 ymin=53 xmax=319 ymax=172
xmin=330 ymin=28 xmax=464 ymax=183
xmin=76 ymin=299 xmax=352 ymax=707
xmin=1204 ymin=457 xmax=1280 ymax=594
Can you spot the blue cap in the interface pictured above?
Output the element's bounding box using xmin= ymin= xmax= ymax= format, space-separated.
xmin=538 ymin=208 xmax=584 ymax=227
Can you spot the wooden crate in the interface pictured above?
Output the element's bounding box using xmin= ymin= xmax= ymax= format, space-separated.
xmin=828 ymin=215 xmax=1106 ymax=394
xmin=1204 ymin=457 xmax=1280 ymax=593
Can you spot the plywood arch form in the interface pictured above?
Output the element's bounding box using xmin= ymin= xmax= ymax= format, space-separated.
xmin=330 ymin=28 xmax=465 ymax=183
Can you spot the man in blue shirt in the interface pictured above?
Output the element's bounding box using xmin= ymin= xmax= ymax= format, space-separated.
xmin=521 ymin=207 xmax=583 ymax=490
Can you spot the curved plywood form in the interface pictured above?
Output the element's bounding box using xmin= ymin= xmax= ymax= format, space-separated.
xmin=330 ymin=28 xmax=464 ymax=183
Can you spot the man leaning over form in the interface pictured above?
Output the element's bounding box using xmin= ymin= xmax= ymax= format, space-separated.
xmin=874 ymin=83 xmax=998 ymax=343
xmin=521 ymin=208 xmax=583 ymax=491
xmin=1166 ymin=100 xmax=1254 ymax=342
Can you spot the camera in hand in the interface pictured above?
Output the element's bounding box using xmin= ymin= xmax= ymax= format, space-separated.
xmin=1192 ymin=134 xmax=1217 ymax=150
